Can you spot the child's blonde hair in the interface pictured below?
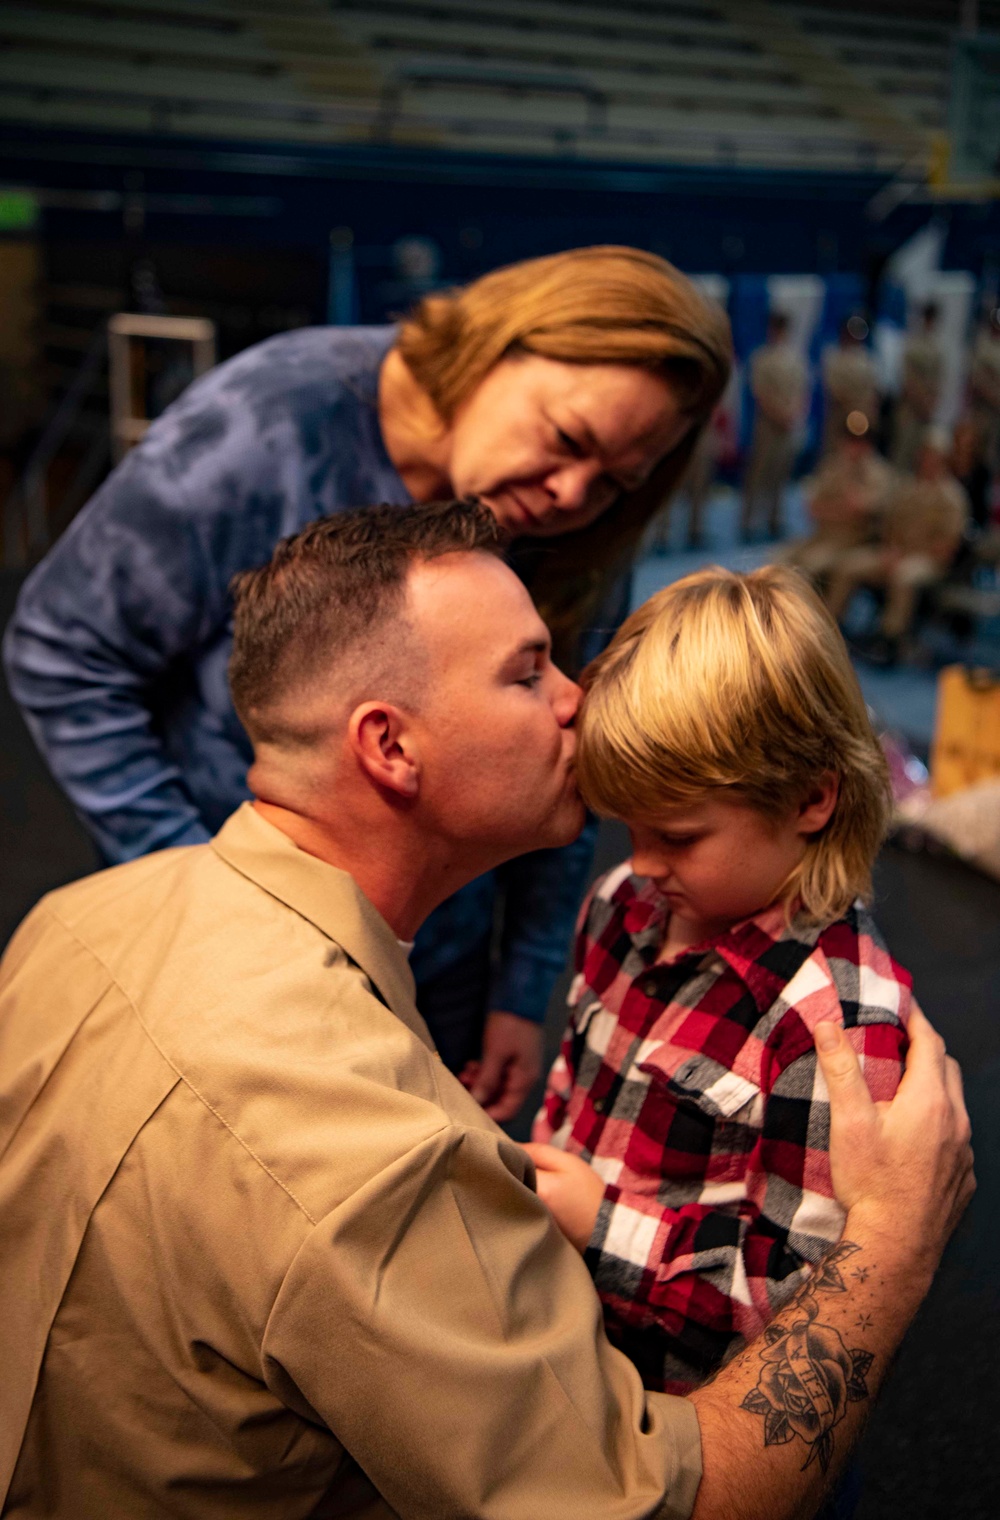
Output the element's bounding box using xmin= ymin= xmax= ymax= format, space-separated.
xmin=577 ymin=564 xmax=892 ymax=923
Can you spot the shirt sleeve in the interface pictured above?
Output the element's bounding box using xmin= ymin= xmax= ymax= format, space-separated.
xmin=585 ymin=1014 xmax=909 ymax=1379
xmin=2 ymin=430 xmax=276 ymax=863
xmin=261 ymin=1123 xmax=703 ymax=1520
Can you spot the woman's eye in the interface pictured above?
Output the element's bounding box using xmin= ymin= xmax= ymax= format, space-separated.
xmin=555 ymin=426 xmax=585 ymax=457
xmin=518 ymin=673 xmax=542 ymax=689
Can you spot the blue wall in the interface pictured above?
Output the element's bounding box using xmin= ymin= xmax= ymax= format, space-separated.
xmin=4 ymin=124 xmax=1000 ymax=308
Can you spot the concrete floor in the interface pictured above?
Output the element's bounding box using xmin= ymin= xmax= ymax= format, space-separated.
xmin=3 ymin=557 xmax=1000 ymax=1516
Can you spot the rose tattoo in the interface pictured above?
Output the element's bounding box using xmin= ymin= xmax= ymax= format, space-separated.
xmin=740 ymin=1243 xmax=874 ymax=1473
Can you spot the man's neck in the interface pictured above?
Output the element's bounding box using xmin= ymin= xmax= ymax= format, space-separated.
xmin=251 ymin=799 xmax=474 ymax=943
xmin=378 ymin=348 xmax=453 ymax=503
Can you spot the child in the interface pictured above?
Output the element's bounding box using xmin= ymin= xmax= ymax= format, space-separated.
xmin=527 ymin=564 xmax=910 ymax=1394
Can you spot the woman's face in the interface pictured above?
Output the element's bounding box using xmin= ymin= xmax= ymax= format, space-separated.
xmin=444 ymin=353 xmax=692 ymax=537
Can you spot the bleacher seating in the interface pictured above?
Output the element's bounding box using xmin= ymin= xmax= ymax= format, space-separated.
xmin=1 ymin=0 xmax=996 ymax=173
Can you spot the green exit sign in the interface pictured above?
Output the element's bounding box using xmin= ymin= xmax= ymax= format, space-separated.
xmin=0 ymin=189 xmax=39 ymax=232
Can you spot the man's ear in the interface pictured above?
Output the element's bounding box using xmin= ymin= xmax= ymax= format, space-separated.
xmin=348 ymin=702 xmax=420 ymax=799
xmin=797 ymin=770 xmax=840 ymax=836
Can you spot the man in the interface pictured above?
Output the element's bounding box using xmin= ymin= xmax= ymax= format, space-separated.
xmin=967 ymin=308 xmax=1000 ymax=472
xmin=891 ymin=303 xmax=944 ymax=473
xmin=0 ymin=501 xmax=973 ymax=1519
xmin=826 ymin=428 xmax=969 ymax=661
xmin=741 ymin=311 xmax=808 ymax=540
xmin=822 ymin=316 xmax=880 ymax=457
xmin=783 ymin=420 xmax=896 ymax=590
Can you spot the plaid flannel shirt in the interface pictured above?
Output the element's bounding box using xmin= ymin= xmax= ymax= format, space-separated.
xmin=533 ymin=861 xmax=911 ymax=1393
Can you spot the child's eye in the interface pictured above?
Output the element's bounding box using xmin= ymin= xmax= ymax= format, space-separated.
xmin=657 ymin=833 xmax=699 ymax=848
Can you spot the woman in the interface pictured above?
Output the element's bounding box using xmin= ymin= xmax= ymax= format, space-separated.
xmin=4 ymin=246 xmax=731 ymax=1119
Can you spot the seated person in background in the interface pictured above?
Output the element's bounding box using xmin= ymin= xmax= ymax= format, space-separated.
xmin=783 ymin=421 xmax=895 ymax=589
xmin=967 ymin=308 xmax=1000 ymax=472
xmin=825 ymin=427 xmax=969 ymax=661
xmin=950 ymin=414 xmax=992 ymax=533
xmin=527 ymin=565 xmax=911 ymax=1395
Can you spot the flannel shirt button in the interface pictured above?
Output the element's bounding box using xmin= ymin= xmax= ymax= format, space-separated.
xmin=593 ymin=1096 xmax=608 ymax=1114
xmin=641 ymin=977 xmax=659 ymax=998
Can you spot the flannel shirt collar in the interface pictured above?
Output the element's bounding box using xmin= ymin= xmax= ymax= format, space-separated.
xmin=619 ymin=872 xmax=824 ymax=1017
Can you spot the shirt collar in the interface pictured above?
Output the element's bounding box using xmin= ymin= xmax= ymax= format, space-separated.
xmin=620 ymin=873 xmax=823 ymax=1015
xmin=210 ymin=803 xmax=430 ymax=1047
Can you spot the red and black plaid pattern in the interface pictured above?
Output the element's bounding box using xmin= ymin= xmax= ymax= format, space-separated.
xmin=533 ymin=862 xmax=911 ymax=1393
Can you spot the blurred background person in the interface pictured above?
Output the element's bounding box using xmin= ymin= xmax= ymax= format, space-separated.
xmin=967 ymin=307 xmax=1000 ymax=472
xmin=826 ymin=427 xmax=969 ymax=663
xmin=892 ymin=302 xmax=944 ymax=472
xmin=783 ymin=419 xmax=895 ymax=593
xmin=822 ymin=315 xmax=881 ymax=456
xmin=950 ymin=414 xmax=992 ymax=534
xmin=741 ymin=309 xmax=808 ymax=540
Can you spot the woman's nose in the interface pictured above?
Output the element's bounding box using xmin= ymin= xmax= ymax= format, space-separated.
xmin=547 ymin=461 xmax=606 ymax=511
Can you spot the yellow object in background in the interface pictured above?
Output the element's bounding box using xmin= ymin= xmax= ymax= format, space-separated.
xmin=931 ymin=665 xmax=1000 ymax=798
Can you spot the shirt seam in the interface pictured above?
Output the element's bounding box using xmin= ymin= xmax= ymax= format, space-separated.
xmin=37 ymin=900 xmax=321 ymax=1227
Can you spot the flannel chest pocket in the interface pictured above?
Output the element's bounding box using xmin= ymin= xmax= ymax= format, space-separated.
xmin=638 ymin=1048 xmax=763 ymax=1183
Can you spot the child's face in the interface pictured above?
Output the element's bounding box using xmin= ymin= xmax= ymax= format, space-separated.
xmin=626 ymin=785 xmax=837 ymax=941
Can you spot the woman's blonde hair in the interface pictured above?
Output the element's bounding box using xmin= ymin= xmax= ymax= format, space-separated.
xmin=397 ymin=246 xmax=732 ymax=668
xmin=577 ymin=565 xmax=892 ymax=924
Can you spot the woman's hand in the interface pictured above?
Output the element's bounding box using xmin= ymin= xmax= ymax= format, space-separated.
xmin=521 ymin=1142 xmax=606 ymax=1253
xmin=461 ymin=1012 xmax=543 ymax=1122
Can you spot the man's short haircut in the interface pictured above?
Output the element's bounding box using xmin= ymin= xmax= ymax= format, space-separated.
xmin=229 ymin=499 xmax=502 ymax=741
xmin=577 ymin=565 xmax=892 ymax=924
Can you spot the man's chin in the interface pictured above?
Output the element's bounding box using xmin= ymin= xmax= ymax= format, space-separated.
xmin=536 ymin=795 xmax=587 ymax=850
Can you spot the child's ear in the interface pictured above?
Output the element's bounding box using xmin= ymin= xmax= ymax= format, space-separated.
xmin=797 ymin=771 xmax=839 ymax=836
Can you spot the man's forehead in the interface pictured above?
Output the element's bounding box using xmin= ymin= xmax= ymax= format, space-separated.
xmin=406 ymin=550 xmax=546 ymax=647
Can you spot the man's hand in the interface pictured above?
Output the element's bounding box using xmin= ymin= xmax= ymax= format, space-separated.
xmin=521 ymin=1142 xmax=606 ymax=1252
xmin=816 ymin=1003 xmax=975 ymax=1277
xmin=460 ymin=1012 xmax=543 ymax=1122
xmin=688 ymin=1007 xmax=974 ymax=1520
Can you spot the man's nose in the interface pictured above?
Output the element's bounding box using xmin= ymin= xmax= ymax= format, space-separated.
xmin=551 ymin=666 xmax=583 ymax=727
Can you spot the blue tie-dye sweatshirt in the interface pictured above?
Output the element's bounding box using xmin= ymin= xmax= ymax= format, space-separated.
xmin=4 ymin=325 xmax=614 ymax=1017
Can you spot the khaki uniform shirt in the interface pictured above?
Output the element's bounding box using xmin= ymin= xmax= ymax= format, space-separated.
xmin=750 ymin=342 xmax=808 ymax=418
xmin=885 ymin=474 xmax=969 ymax=557
xmin=969 ymin=332 xmax=1000 ymax=413
xmin=805 ymin=449 xmax=896 ymax=548
xmin=822 ymin=345 xmax=879 ymax=414
xmin=0 ymin=804 xmax=701 ymax=1520
xmin=900 ymin=333 xmax=944 ymax=414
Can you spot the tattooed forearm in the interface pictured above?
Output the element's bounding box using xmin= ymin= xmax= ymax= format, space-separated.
xmin=739 ymin=1242 xmax=875 ymax=1474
